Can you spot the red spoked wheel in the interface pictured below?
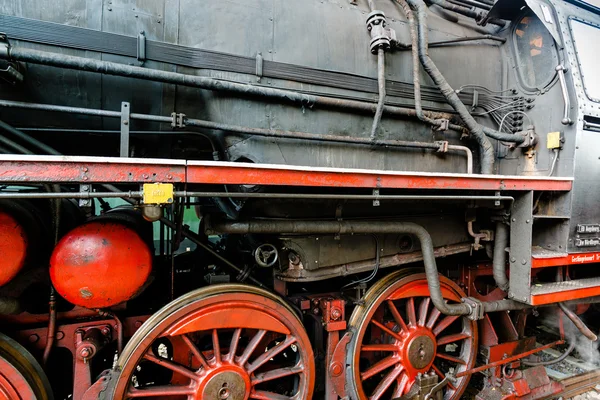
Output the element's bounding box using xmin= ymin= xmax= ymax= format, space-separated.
xmin=0 ymin=332 xmax=53 ymax=400
xmin=346 ymin=270 xmax=477 ymax=400
xmin=109 ymin=284 xmax=314 ymax=400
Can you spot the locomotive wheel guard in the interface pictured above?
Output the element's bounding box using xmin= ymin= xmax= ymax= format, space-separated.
xmin=0 ymin=332 xmax=54 ymax=400
xmin=107 ymin=284 xmax=315 ymax=400
xmin=346 ymin=269 xmax=477 ymax=400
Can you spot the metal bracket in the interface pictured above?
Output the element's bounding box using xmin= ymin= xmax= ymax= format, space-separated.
xmin=366 ymin=11 xmax=395 ymax=53
xmin=463 ymin=297 xmax=484 ymax=320
xmin=435 ymin=141 xmax=449 ymax=153
xmin=555 ymin=65 xmax=573 ymax=125
xmin=79 ymin=184 xmax=92 ymax=208
xmin=255 ymin=52 xmax=263 ymax=82
xmin=471 ymin=90 xmax=479 ymax=112
xmin=433 ymin=119 xmax=450 ymax=132
xmin=171 ymin=112 xmax=186 ymax=128
xmin=120 ymin=102 xmax=130 ymax=157
xmin=137 ymin=31 xmax=146 ymax=64
xmin=373 ymin=189 xmax=380 ymax=207
xmin=515 ymin=126 xmax=538 ymax=148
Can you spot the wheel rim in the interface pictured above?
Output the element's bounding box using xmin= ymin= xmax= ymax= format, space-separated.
xmin=347 ymin=270 xmax=477 ymax=400
xmin=111 ymin=284 xmax=315 ymax=400
xmin=0 ymin=333 xmax=53 ymax=400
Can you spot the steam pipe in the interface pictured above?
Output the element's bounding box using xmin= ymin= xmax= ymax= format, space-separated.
xmin=396 ymin=0 xmax=439 ymax=128
xmin=426 ymin=0 xmax=505 ymax=26
xmin=42 ymin=289 xmax=57 ymax=366
xmin=406 ymin=0 xmax=496 ymax=174
xmin=0 ymin=119 xmax=59 ymax=155
xmin=2 ymin=46 xmax=459 ymax=128
xmin=0 ymin=99 xmax=474 ymax=173
xmin=492 ymin=222 xmax=509 ymax=291
xmin=558 ymin=302 xmax=598 ymax=342
xmin=370 ymin=49 xmax=387 ymax=140
xmin=206 ymin=218 xmax=528 ymax=316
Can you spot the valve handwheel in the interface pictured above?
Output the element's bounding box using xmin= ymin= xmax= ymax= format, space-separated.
xmin=346 ymin=269 xmax=477 ymax=400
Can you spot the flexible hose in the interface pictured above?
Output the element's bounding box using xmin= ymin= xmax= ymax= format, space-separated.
xmin=406 ymin=0 xmax=495 ymax=174
xmin=522 ymin=339 xmax=576 ymax=366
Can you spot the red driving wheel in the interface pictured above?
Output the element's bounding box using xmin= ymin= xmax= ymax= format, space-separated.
xmin=109 ymin=284 xmax=315 ymax=400
xmin=347 ymin=269 xmax=477 ymax=400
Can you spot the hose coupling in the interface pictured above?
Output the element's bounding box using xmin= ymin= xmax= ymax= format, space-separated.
xmin=366 ymin=11 xmax=396 ymax=54
xmin=462 ymin=297 xmax=484 ymax=320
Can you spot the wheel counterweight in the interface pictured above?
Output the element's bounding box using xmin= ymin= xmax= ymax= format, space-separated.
xmin=346 ymin=270 xmax=477 ymax=400
xmin=109 ymin=284 xmax=315 ymax=400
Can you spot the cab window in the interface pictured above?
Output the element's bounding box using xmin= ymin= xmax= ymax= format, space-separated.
xmin=514 ymin=13 xmax=559 ymax=90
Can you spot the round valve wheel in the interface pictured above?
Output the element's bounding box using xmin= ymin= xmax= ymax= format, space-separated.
xmin=346 ymin=269 xmax=477 ymax=400
xmin=109 ymin=284 xmax=315 ymax=400
xmin=0 ymin=332 xmax=53 ymax=400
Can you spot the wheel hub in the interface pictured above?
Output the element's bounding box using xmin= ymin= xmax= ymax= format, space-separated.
xmin=406 ymin=335 xmax=435 ymax=370
xmin=201 ymin=370 xmax=248 ymax=400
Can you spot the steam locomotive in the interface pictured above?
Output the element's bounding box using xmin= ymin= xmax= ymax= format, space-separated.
xmin=0 ymin=0 xmax=599 ymax=399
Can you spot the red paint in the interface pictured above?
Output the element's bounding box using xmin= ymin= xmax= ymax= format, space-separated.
xmin=532 ymin=252 xmax=600 ymax=268
xmin=187 ymin=164 xmax=573 ymax=191
xmin=50 ymin=222 xmax=152 ymax=308
xmin=0 ymin=160 xmax=184 ymax=183
xmin=0 ymin=211 xmax=27 ymax=286
xmin=530 ymin=286 xmax=600 ymax=305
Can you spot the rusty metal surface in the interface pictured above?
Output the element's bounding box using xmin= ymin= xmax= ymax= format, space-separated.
xmin=0 ymin=155 xmax=185 ymax=183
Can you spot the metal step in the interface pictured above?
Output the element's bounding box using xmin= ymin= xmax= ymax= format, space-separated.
xmin=531 ymin=277 xmax=600 ymax=296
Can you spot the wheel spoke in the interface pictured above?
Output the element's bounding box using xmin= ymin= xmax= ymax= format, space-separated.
xmin=180 ymin=334 xmax=209 ymax=370
xmin=250 ymin=390 xmax=292 ymax=400
xmin=371 ymin=319 xmax=403 ymax=341
xmin=418 ymin=298 xmax=430 ymax=327
xmin=251 ymin=364 xmax=304 ymax=385
xmin=432 ymin=315 xmax=459 ymax=336
xmin=361 ymin=355 xmax=399 ymax=381
xmin=126 ymin=385 xmax=194 ymax=397
xmin=361 ymin=344 xmax=398 ymax=352
xmin=238 ymin=330 xmax=267 ymax=366
xmin=426 ymin=307 xmax=441 ymax=329
xmin=437 ymin=332 xmax=471 ymax=346
xmin=370 ymin=364 xmax=404 ymax=400
xmin=436 ymin=352 xmax=467 ymax=365
xmin=143 ymin=354 xmax=198 ymax=381
xmin=432 ymin=364 xmax=456 ymax=390
xmin=406 ymin=298 xmax=417 ymax=326
xmin=227 ymin=328 xmax=242 ymax=362
xmin=211 ymin=329 xmax=221 ymax=365
xmin=391 ymin=373 xmax=409 ymax=398
xmin=247 ymin=335 xmax=297 ymax=374
xmin=387 ymin=300 xmax=408 ymax=332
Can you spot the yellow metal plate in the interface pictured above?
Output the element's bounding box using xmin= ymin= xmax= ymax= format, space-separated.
xmin=143 ymin=183 xmax=174 ymax=204
xmin=547 ymin=131 xmax=561 ymax=149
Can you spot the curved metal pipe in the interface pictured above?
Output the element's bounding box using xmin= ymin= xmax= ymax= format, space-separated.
xmin=558 ymin=302 xmax=598 ymax=342
xmin=406 ymin=0 xmax=495 ymax=174
xmin=493 ymin=222 xmax=509 ymax=291
xmin=396 ymin=0 xmax=439 ymax=128
xmin=3 ymin=46 xmax=460 ymax=128
xmin=207 ymin=218 xmax=528 ymax=316
xmin=370 ymin=49 xmax=387 ymax=140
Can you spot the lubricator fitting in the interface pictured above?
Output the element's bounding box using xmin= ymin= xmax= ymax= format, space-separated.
xmin=366 ymin=11 xmax=395 ymax=54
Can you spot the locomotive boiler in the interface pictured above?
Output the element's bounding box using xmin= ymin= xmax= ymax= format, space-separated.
xmin=0 ymin=0 xmax=599 ymax=399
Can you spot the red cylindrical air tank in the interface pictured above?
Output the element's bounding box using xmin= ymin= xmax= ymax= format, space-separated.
xmin=50 ymin=221 xmax=152 ymax=308
xmin=0 ymin=211 xmax=28 ymax=287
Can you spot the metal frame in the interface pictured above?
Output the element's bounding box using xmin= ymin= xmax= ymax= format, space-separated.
xmin=0 ymin=155 xmax=573 ymax=190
